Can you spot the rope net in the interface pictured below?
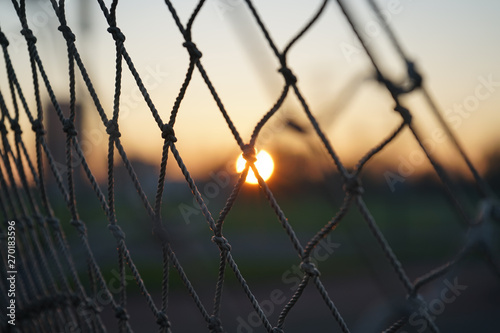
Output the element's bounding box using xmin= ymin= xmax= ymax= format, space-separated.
xmin=0 ymin=0 xmax=499 ymax=332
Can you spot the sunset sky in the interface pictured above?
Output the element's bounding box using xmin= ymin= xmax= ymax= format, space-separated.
xmin=1 ymin=0 xmax=499 ymax=181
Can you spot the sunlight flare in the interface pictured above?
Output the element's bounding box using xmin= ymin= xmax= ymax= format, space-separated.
xmin=236 ymin=150 xmax=274 ymax=184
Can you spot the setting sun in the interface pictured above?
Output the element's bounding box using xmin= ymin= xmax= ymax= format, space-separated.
xmin=236 ymin=150 xmax=274 ymax=184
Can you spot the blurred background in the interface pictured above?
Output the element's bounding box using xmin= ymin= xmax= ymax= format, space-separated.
xmin=1 ymin=0 xmax=499 ymax=332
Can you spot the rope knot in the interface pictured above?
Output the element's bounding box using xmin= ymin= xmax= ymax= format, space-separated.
xmin=183 ymin=41 xmax=202 ymax=60
xmin=152 ymin=225 xmax=170 ymax=244
xmin=107 ymin=26 xmax=126 ymax=43
xmin=156 ymin=311 xmax=170 ymax=327
xmin=161 ymin=123 xmax=177 ymax=142
xmin=47 ymin=217 xmax=61 ymax=228
xmin=31 ymin=119 xmax=46 ymax=136
xmin=58 ymin=25 xmax=75 ymax=42
xmin=63 ymin=119 xmax=78 ymax=137
xmin=114 ymin=306 xmax=129 ymax=321
xmin=0 ymin=122 xmax=7 ymax=135
xmin=376 ymin=72 xmax=406 ymax=97
xmin=208 ymin=315 xmax=224 ymax=332
xmin=0 ymin=31 xmax=9 ymax=46
xmin=242 ymin=144 xmax=257 ymax=163
xmin=211 ymin=236 xmax=232 ymax=252
xmin=10 ymin=120 xmax=22 ymax=136
xmin=108 ymin=224 xmax=126 ymax=241
xmin=300 ymin=260 xmax=320 ymax=277
xmin=24 ymin=216 xmax=34 ymax=228
xmin=85 ymin=298 xmax=102 ymax=313
xmin=407 ymin=60 xmax=422 ymax=90
xmin=394 ymin=104 xmax=412 ymax=125
xmin=70 ymin=219 xmax=87 ymax=235
xmin=343 ymin=175 xmax=364 ymax=195
xmin=106 ymin=120 xmax=121 ymax=138
xmin=278 ymin=66 xmax=297 ymax=85
xmin=272 ymin=328 xmax=285 ymax=333
xmin=21 ymin=28 xmax=37 ymax=43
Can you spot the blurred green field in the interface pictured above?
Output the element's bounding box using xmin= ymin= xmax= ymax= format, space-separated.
xmin=53 ymin=171 xmax=497 ymax=292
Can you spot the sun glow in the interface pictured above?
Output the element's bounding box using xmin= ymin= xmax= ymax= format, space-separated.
xmin=236 ymin=150 xmax=274 ymax=184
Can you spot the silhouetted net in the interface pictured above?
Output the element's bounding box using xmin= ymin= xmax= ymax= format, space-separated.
xmin=0 ymin=0 xmax=499 ymax=332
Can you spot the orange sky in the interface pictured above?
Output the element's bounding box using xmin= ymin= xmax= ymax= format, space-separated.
xmin=1 ymin=0 xmax=499 ymax=182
